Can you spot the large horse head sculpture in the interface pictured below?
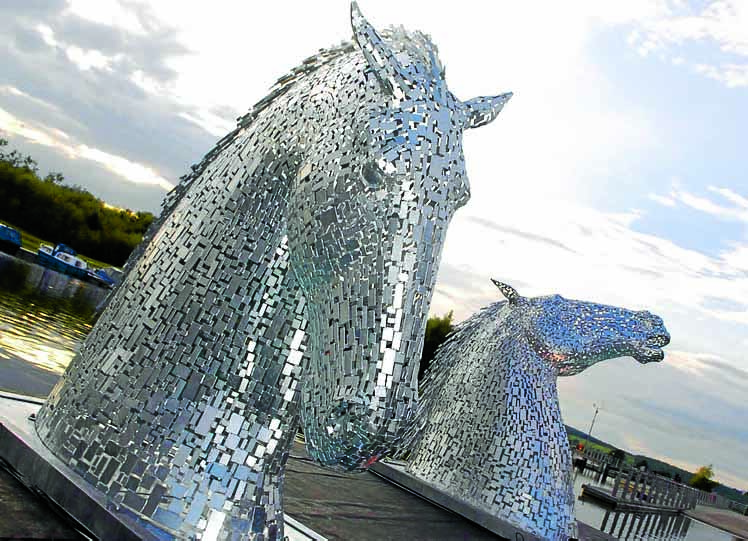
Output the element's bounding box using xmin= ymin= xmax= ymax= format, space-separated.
xmin=36 ymin=4 xmax=511 ymax=539
xmin=407 ymin=280 xmax=670 ymax=540
xmin=292 ymin=4 xmax=511 ymax=469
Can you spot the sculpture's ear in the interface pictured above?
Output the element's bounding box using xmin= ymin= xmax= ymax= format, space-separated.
xmin=491 ymin=278 xmax=521 ymax=305
xmin=463 ymin=92 xmax=513 ymax=129
xmin=351 ymin=2 xmax=409 ymax=97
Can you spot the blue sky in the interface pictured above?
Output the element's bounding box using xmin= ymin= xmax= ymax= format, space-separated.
xmin=0 ymin=1 xmax=746 ymax=490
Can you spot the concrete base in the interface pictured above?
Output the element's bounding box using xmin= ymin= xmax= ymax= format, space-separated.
xmin=370 ymin=459 xmax=567 ymax=541
xmin=0 ymin=392 xmax=325 ymax=541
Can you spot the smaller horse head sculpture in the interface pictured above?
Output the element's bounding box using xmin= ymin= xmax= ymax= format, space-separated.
xmin=491 ymin=279 xmax=670 ymax=376
xmin=407 ymin=280 xmax=671 ymax=540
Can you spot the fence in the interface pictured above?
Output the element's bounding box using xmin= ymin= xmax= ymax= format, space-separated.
xmin=608 ymin=466 xmax=701 ymax=510
xmin=576 ymin=449 xmax=748 ymax=515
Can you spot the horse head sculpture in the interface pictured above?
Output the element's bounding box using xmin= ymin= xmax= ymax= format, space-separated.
xmin=292 ymin=4 xmax=511 ymax=470
xmin=407 ymin=280 xmax=670 ymax=541
xmin=36 ymin=4 xmax=511 ymax=539
xmin=491 ymin=278 xmax=670 ymax=376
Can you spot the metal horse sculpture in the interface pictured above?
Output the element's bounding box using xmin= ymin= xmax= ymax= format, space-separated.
xmin=34 ymin=5 xmax=510 ymax=540
xmin=406 ymin=280 xmax=670 ymax=541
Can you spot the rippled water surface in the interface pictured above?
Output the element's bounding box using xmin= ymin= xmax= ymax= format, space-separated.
xmin=0 ymin=252 xmax=105 ymax=389
xmin=0 ymin=295 xmax=92 ymax=374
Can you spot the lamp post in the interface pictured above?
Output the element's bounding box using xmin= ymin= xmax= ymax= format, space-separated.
xmin=583 ymin=403 xmax=599 ymax=451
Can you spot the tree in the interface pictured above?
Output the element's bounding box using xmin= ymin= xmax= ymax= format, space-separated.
xmin=0 ymin=140 xmax=37 ymax=173
xmin=419 ymin=311 xmax=454 ymax=380
xmin=608 ymin=449 xmax=626 ymax=462
xmin=689 ymin=465 xmax=718 ymax=492
xmin=44 ymin=172 xmax=65 ymax=184
xmin=0 ymin=142 xmax=154 ymax=265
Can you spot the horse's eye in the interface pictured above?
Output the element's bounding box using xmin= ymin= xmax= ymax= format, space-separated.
xmin=362 ymin=160 xmax=394 ymax=189
xmin=362 ymin=162 xmax=383 ymax=188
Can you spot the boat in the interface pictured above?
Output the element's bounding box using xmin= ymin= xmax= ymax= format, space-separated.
xmin=37 ymin=243 xmax=90 ymax=279
xmin=0 ymin=224 xmax=22 ymax=255
xmin=87 ymin=268 xmax=116 ymax=288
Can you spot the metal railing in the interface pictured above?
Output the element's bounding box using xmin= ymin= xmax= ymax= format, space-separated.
xmin=575 ymin=449 xmax=748 ymax=514
xmin=608 ymin=466 xmax=700 ymax=510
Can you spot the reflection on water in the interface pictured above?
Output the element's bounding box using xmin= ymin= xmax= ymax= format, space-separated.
xmin=573 ymin=469 xmax=740 ymax=541
xmin=598 ymin=510 xmax=739 ymax=541
xmin=601 ymin=511 xmax=687 ymax=540
xmin=0 ymin=252 xmax=105 ymax=374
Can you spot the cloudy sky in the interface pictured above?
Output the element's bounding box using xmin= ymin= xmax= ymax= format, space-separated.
xmin=1 ymin=1 xmax=747 ymax=490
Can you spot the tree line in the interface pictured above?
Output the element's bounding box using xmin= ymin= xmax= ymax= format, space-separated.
xmin=0 ymin=139 xmax=153 ymax=266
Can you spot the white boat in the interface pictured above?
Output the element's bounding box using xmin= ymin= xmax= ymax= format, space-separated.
xmin=37 ymin=244 xmax=90 ymax=279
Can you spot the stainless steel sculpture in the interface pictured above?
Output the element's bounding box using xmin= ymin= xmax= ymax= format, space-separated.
xmin=34 ymin=4 xmax=511 ymax=539
xmin=406 ymin=280 xmax=670 ymax=541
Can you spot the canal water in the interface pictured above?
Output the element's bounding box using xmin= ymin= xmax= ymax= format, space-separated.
xmin=0 ymin=252 xmax=741 ymax=540
xmin=0 ymin=252 xmax=104 ymax=396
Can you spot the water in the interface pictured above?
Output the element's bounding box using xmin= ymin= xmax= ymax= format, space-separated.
xmin=0 ymin=252 xmax=105 ymax=396
xmin=0 ymin=252 xmax=741 ymax=540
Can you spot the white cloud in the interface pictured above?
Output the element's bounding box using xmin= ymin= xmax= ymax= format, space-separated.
xmin=35 ymin=23 xmax=57 ymax=47
xmin=677 ymin=190 xmax=744 ymax=219
xmin=696 ymin=62 xmax=748 ymax=87
xmin=0 ymin=85 xmax=62 ymax=115
xmin=721 ymin=243 xmax=748 ymax=270
xmin=624 ymin=0 xmax=748 ymax=87
xmin=649 ymin=193 xmax=677 ymax=207
xmin=710 ymin=185 xmax=748 ymax=208
xmin=649 ymin=184 xmax=748 ymax=222
xmin=66 ymin=0 xmax=146 ymax=35
xmin=0 ymin=106 xmax=173 ymax=190
xmin=76 ymin=145 xmax=173 ymax=191
xmin=434 ymin=197 xmax=748 ymax=326
xmin=65 ymin=46 xmax=114 ymax=72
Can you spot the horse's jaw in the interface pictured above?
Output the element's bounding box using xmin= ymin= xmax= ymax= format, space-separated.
xmin=632 ymin=332 xmax=670 ymax=363
xmin=298 ymin=279 xmax=427 ymax=471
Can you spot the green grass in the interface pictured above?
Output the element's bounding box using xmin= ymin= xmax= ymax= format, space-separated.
xmin=0 ymin=219 xmax=115 ymax=269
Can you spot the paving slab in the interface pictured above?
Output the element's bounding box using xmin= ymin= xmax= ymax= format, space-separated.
xmin=685 ymin=505 xmax=748 ymax=540
xmin=0 ymin=463 xmax=83 ymax=540
xmin=284 ymin=442 xmax=500 ymax=540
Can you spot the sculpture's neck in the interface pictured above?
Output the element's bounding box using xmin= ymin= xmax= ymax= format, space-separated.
xmin=506 ymin=332 xmax=559 ymax=385
xmin=503 ymin=332 xmax=570 ymax=478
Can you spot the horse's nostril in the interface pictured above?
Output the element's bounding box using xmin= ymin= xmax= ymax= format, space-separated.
xmin=647 ymin=334 xmax=670 ymax=347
